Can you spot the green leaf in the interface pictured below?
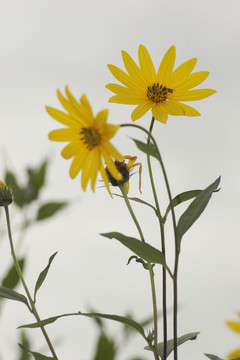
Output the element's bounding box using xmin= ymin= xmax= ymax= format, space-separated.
xmin=2 ymin=258 xmax=25 ymax=290
xmin=5 ymin=171 xmax=25 ymax=208
xmin=176 ymin=177 xmax=220 ymax=251
xmin=145 ymin=332 xmax=200 ymax=359
xmin=34 ymin=252 xmax=57 ymax=301
xmin=26 ymin=160 xmax=48 ymax=203
xmin=18 ymin=344 xmax=55 ymax=360
xmin=204 ymin=354 xmax=225 ymax=360
xmin=19 ymin=311 xmax=147 ymax=341
xmin=18 ymin=331 xmax=31 ymax=360
xmin=163 ymin=190 xmax=202 ymax=223
xmin=36 ymin=202 xmax=68 ymax=221
xmin=101 ymin=232 xmax=165 ymax=266
xmin=132 ymin=139 xmax=159 ymax=160
xmin=0 ymin=286 xmax=29 ymax=308
xmin=113 ymin=193 xmax=157 ymax=214
xmin=93 ymin=332 xmax=116 ymax=360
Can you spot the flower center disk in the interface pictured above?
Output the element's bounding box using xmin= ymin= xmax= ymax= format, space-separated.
xmin=80 ymin=127 xmax=102 ymax=149
xmin=147 ymin=83 xmax=174 ymax=103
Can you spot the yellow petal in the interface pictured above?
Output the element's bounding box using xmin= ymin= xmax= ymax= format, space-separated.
xmin=228 ymin=347 xmax=240 ymax=360
xmin=138 ymin=45 xmax=157 ymax=83
xmin=46 ymin=106 xmax=79 ymax=127
xmin=48 ymin=128 xmax=78 ymax=142
xmin=174 ymin=71 xmax=209 ymax=91
xmin=152 ymin=105 xmax=168 ymax=124
xmin=101 ymin=148 xmax=122 ymax=180
xmin=172 ymin=89 xmax=216 ymax=101
xmin=131 ymin=102 xmax=152 ymax=121
xmin=109 ymin=95 xmax=142 ymax=105
xmin=226 ymin=321 xmax=240 ymax=334
xmin=103 ymin=124 xmax=120 ymax=139
xmin=157 ymin=46 xmax=176 ymax=84
xmin=107 ymin=64 xmax=142 ymax=90
xmin=168 ymin=58 xmax=197 ymax=87
xmin=65 ymin=86 xmax=89 ymax=124
xmin=57 ymin=90 xmax=84 ymax=122
xmin=122 ymin=50 xmax=147 ymax=89
xmin=81 ymin=151 xmax=98 ymax=191
xmin=99 ymin=161 xmax=113 ymax=198
xmin=61 ymin=141 xmax=80 ymax=159
xmin=161 ymin=101 xmax=185 ymax=115
xmin=175 ymin=102 xmax=200 ymax=116
xmin=102 ymin=141 xmax=123 ymax=161
xmin=80 ymin=94 xmax=94 ymax=123
xmin=106 ymin=83 xmax=143 ymax=98
xmin=95 ymin=109 xmax=109 ymax=126
xmin=69 ymin=147 xmax=88 ymax=179
xmin=89 ymin=150 xmax=100 ymax=191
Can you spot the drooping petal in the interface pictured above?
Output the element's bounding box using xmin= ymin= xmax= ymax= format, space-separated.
xmin=101 ymin=148 xmax=122 ymax=180
xmin=122 ymin=50 xmax=147 ymax=89
xmin=48 ymin=128 xmax=79 ymax=141
xmin=157 ymin=46 xmax=176 ymax=84
xmin=61 ymin=141 xmax=81 ymax=159
xmin=174 ymin=102 xmax=200 ymax=116
xmin=172 ymin=89 xmax=216 ymax=101
xmin=161 ymin=101 xmax=185 ymax=115
xmin=99 ymin=161 xmax=112 ymax=197
xmin=46 ymin=106 xmax=79 ymax=127
xmin=138 ymin=45 xmax=157 ymax=83
xmin=152 ymin=105 xmax=168 ymax=124
xmin=168 ymin=58 xmax=197 ymax=87
xmin=131 ymin=102 xmax=152 ymax=121
xmin=174 ymin=71 xmax=209 ymax=91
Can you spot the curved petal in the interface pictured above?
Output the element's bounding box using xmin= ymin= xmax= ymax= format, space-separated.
xmin=174 ymin=71 xmax=209 ymax=91
xmin=174 ymin=102 xmax=200 ymax=116
xmin=168 ymin=58 xmax=197 ymax=87
xmin=152 ymin=105 xmax=168 ymax=124
xmin=61 ymin=141 xmax=81 ymax=159
xmin=138 ymin=45 xmax=157 ymax=83
xmin=172 ymin=89 xmax=216 ymax=101
xmin=131 ymin=102 xmax=152 ymax=121
xmin=161 ymin=101 xmax=185 ymax=115
xmin=122 ymin=50 xmax=147 ymax=89
xmin=46 ymin=106 xmax=79 ymax=127
xmin=157 ymin=46 xmax=176 ymax=84
xmin=48 ymin=128 xmax=78 ymax=142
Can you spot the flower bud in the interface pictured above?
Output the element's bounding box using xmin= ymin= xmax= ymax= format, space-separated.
xmin=0 ymin=180 xmax=13 ymax=206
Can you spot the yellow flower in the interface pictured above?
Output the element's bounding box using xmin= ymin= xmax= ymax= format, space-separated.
xmin=226 ymin=312 xmax=240 ymax=359
xmin=106 ymin=155 xmax=142 ymax=195
xmin=47 ymin=87 xmax=123 ymax=195
xmin=106 ymin=45 xmax=216 ymax=124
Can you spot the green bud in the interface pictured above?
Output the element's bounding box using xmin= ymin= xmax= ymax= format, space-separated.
xmin=0 ymin=180 xmax=13 ymax=206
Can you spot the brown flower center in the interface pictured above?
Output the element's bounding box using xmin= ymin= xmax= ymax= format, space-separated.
xmin=147 ymin=83 xmax=174 ymax=103
xmin=80 ymin=127 xmax=102 ymax=149
xmin=106 ymin=160 xmax=129 ymax=186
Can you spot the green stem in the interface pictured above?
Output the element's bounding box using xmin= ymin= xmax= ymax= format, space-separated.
xmin=4 ymin=205 xmax=58 ymax=360
xmin=147 ymin=117 xmax=167 ymax=360
xmin=121 ymin=123 xmax=178 ymax=360
xmin=119 ymin=184 xmax=159 ymax=360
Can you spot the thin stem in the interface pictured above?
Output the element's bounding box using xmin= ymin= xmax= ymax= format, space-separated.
xmin=121 ymin=123 xmax=179 ymax=360
xmin=4 ymin=205 xmax=58 ymax=360
xmin=119 ymin=184 xmax=159 ymax=360
xmin=147 ymin=117 xmax=167 ymax=360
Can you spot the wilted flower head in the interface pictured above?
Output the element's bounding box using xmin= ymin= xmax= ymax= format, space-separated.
xmin=0 ymin=181 xmax=13 ymax=206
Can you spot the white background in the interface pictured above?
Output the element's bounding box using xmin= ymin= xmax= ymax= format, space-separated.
xmin=0 ymin=0 xmax=240 ymax=359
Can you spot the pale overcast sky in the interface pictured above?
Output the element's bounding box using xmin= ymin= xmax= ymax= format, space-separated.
xmin=0 ymin=0 xmax=240 ymax=359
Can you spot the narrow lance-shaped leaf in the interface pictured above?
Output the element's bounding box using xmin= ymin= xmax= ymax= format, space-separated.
xmin=204 ymin=354 xmax=225 ymax=360
xmin=113 ymin=193 xmax=157 ymax=214
xmin=145 ymin=332 xmax=200 ymax=359
xmin=18 ymin=344 xmax=55 ymax=360
xmin=18 ymin=311 xmax=147 ymax=341
xmin=176 ymin=177 xmax=220 ymax=251
xmin=163 ymin=190 xmax=202 ymax=223
xmin=36 ymin=202 xmax=68 ymax=221
xmin=0 ymin=286 xmax=29 ymax=309
xmin=34 ymin=252 xmax=57 ymax=302
xmin=132 ymin=139 xmax=160 ymax=160
xmin=101 ymin=232 xmax=165 ymax=266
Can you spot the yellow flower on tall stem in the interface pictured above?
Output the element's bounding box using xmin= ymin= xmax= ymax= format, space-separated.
xmin=47 ymin=87 xmax=123 ymax=195
xmin=106 ymin=45 xmax=216 ymax=124
xmin=226 ymin=312 xmax=240 ymax=359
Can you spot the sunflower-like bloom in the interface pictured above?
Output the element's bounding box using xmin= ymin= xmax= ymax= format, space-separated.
xmin=106 ymin=45 xmax=216 ymax=124
xmin=47 ymin=87 xmax=123 ymax=194
xmin=226 ymin=312 xmax=240 ymax=359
